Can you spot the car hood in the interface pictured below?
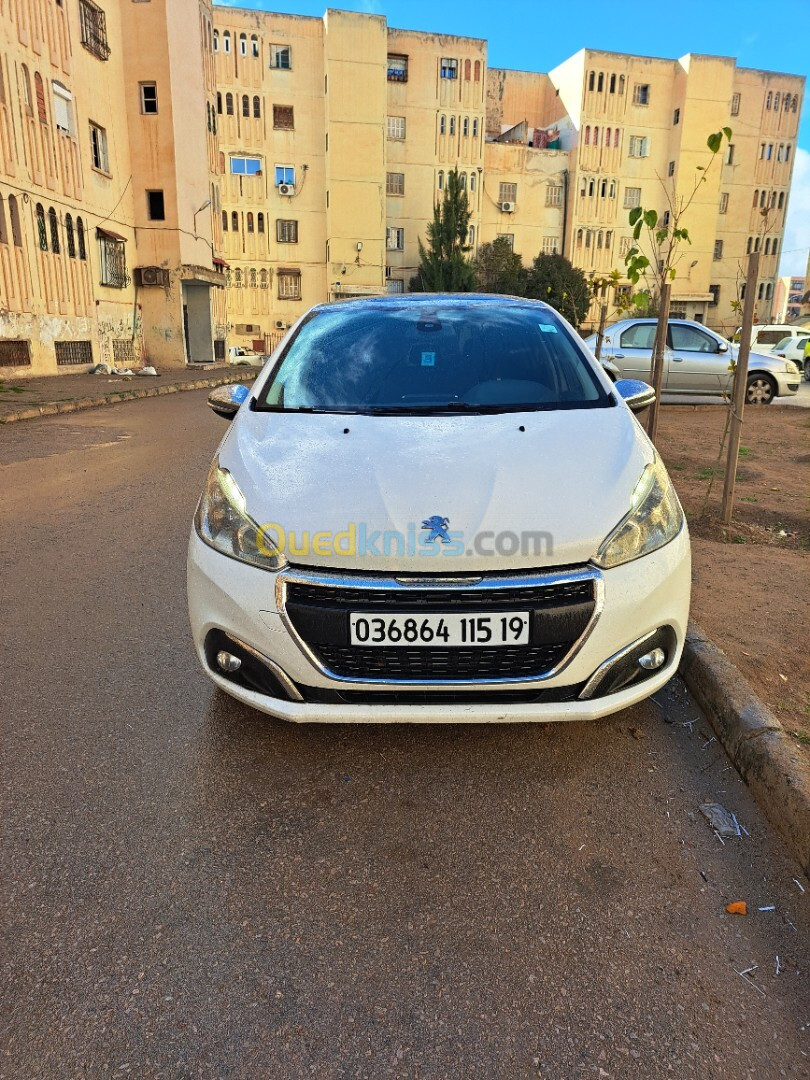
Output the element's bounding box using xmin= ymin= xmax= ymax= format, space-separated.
xmin=218 ymin=404 xmax=654 ymax=572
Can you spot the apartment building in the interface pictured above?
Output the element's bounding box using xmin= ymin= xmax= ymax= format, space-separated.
xmin=771 ymin=275 xmax=805 ymax=323
xmin=1 ymin=3 xmax=804 ymax=375
xmin=0 ymin=0 xmax=224 ymax=377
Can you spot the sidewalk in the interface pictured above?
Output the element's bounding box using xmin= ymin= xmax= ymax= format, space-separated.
xmin=0 ymin=364 xmax=262 ymax=424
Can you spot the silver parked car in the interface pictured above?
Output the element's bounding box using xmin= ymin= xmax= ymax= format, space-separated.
xmin=583 ymin=318 xmax=801 ymax=404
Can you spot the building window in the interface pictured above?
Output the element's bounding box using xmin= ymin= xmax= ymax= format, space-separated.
xmin=48 ymin=207 xmax=60 ymax=252
xmin=440 ymin=58 xmax=458 ymax=80
xmin=708 ymin=284 xmax=720 ymax=306
xmin=387 ymin=115 xmax=406 ymax=140
xmin=225 ymin=92 xmax=234 ymax=115
xmin=276 ymin=219 xmax=298 ymax=243
xmin=719 ymin=192 xmax=729 ymax=214
xmin=213 ymin=29 xmax=218 ymax=52
xmin=496 ymin=233 xmax=514 ymax=251
xmin=632 ymin=83 xmax=650 ymax=105
xmin=469 ymin=173 xmax=476 ymax=191
xmin=785 ymin=144 xmax=791 ymax=162
xmin=34 ymin=72 xmax=47 ymax=123
xmin=386 ymin=227 xmax=404 ymax=250
xmin=730 ymin=92 xmax=741 ymax=116
xmin=222 ymin=210 xmax=228 ymax=231
xmin=437 ymin=170 xmax=444 ymax=189
xmin=628 ymin=136 xmax=648 ymax=158
xmin=230 ymin=155 xmax=263 ymax=175
xmin=726 ymin=143 xmax=735 ymax=165
xmin=89 ymin=122 xmax=109 ymax=172
xmin=541 ymin=236 xmax=558 ymax=255
xmin=257 ymin=213 xmax=265 ymax=233
xmin=576 ymin=229 xmax=583 ymax=247
xmin=232 ymin=211 xmax=239 ymax=231
xmin=253 ymin=95 xmax=261 ymax=118
xmin=270 ymin=44 xmax=291 ymax=70
xmin=459 ymin=172 xmax=466 ymax=189
xmin=223 ymin=31 xmax=231 ymax=53
xmin=35 ymin=204 xmax=47 ymax=249
xmin=386 ymin=279 xmax=404 ymax=294
xmin=588 ymin=71 xmax=595 ymax=91
xmin=468 ymin=225 xmax=475 ymax=245
xmin=278 ymin=269 xmax=301 ymax=299
xmin=473 ymin=118 xmax=479 ymax=137
xmin=667 ymin=160 xmax=675 ymax=177
xmin=64 ymin=214 xmax=75 ymax=257
xmin=146 ymin=192 xmax=164 ymax=221
xmin=440 ymin=115 xmax=446 ymax=135
xmin=52 ymin=81 xmax=74 ymax=133
xmin=778 ymin=191 xmax=785 ymax=209
xmin=463 ymin=116 xmax=469 ymax=137
xmin=275 ymin=165 xmax=295 ymax=185
xmin=387 ymin=55 xmax=408 ymax=82
xmin=55 ymin=341 xmax=93 ymax=366
xmin=139 ymin=82 xmax=158 ymax=114
xmin=386 ymin=172 xmax=405 ymax=196
xmin=77 ymin=217 xmax=86 ymax=259
xmin=242 ymin=94 xmax=249 ymax=117
xmin=474 ymin=60 xmax=481 ymax=82
xmin=246 ymin=212 xmax=254 ymax=233
xmin=623 ymin=186 xmax=641 ymax=208
xmin=239 ymin=33 xmax=247 ymax=57
xmin=713 ymin=239 xmax=723 ymax=260
xmin=766 ymin=91 xmax=772 ymax=109
xmin=273 ymin=105 xmax=294 ymax=130
xmin=251 ymin=35 xmax=259 ymax=58
xmin=584 ymin=125 xmax=590 ymax=145
xmin=499 ymin=182 xmax=517 ymax=204
xmin=597 ymin=72 xmax=604 ymax=92
xmin=619 ymin=236 xmax=632 ymax=256
xmin=98 ymin=231 xmax=127 ymax=287
xmin=260 ymin=269 xmax=268 ymax=289
xmin=79 ymin=0 xmax=110 ymax=61
xmin=449 ymin=116 xmax=456 ymax=135
xmin=673 ymin=107 xmax=680 ymax=125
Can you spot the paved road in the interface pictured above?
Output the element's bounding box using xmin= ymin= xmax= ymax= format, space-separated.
xmin=1 ymin=393 xmax=808 ymax=1080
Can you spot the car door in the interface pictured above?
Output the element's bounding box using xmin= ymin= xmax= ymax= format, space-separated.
xmin=614 ymin=321 xmax=660 ymax=381
xmin=666 ymin=323 xmax=731 ymax=395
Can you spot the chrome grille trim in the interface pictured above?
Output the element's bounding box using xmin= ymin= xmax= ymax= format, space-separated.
xmin=276 ymin=566 xmax=604 ymax=687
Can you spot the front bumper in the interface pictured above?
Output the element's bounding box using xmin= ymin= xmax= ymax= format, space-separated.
xmin=187 ymin=527 xmax=691 ymax=723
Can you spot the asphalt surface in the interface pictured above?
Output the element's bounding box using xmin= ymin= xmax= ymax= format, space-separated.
xmin=1 ymin=393 xmax=808 ymax=1080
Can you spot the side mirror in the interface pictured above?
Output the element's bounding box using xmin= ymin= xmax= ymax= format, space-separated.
xmin=208 ymin=383 xmax=250 ymax=420
xmin=614 ymin=378 xmax=655 ymax=413
xmin=716 ymin=341 xmax=729 ymax=353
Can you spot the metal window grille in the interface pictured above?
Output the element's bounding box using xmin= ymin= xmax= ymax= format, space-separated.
xmin=113 ymin=339 xmax=135 ymax=366
xmin=276 ymin=219 xmax=298 ymax=243
xmin=98 ymin=236 xmax=128 ymax=287
xmin=79 ymin=0 xmax=110 ymax=61
xmin=55 ymin=340 xmax=93 ymax=366
xmin=273 ymin=105 xmax=294 ymax=130
xmin=36 ymin=204 xmax=48 ymax=250
xmin=731 ymin=93 xmax=740 ymax=116
xmin=0 ymin=340 xmax=32 ymax=367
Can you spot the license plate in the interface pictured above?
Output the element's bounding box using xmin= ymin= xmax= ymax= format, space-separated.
xmin=349 ymin=611 xmax=531 ymax=647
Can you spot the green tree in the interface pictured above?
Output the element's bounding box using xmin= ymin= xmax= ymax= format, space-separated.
xmin=410 ymin=169 xmax=475 ymax=292
xmin=524 ymin=254 xmax=591 ymax=327
xmin=473 ymin=237 xmax=527 ymax=295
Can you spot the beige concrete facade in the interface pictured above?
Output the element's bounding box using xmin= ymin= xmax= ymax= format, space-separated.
xmin=1 ymin=4 xmax=805 ymax=376
xmin=0 ymin=0 xmax=224 ymax=378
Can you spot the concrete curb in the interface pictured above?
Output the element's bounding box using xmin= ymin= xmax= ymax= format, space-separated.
xmin=0 ymin=372 xmax=256 ymax=425
xmin=681 ymin=620 xmax=810 ymax=877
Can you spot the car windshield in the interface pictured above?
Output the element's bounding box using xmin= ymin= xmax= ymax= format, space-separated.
xmin=772 ymin=336 xmax=792 ymax=351
xmin=256 ymin=301 xmax=611 ymax=414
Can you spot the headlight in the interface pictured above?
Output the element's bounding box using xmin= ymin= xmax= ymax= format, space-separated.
xmin=785 ymin=360 xmax=799 ymax=375
xmin=194 ymin=457 xmax=287 ymax=571
xmin=593 ymin=457 xmax=683 ymax=569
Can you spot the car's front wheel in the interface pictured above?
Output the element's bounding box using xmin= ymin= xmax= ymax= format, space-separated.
xmin=746 ymin=373 xmax=776 ymax=405
xmin=804 ymin=358 xmax=810 ymax=382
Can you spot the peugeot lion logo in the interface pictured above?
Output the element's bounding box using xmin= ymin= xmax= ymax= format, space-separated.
xmin=421 ymin=515 xmax=452 ymax=544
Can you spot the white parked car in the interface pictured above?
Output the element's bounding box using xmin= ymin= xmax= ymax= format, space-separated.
xmin=188 ymin=296 xmax=690 ymax=724
xmin=733 ymin=324 xmax=810 ymax=355
xmin=772 ymin=335 xmax=810 ymax=381
xmin=584 ymin=318 xmax=800 ymax=404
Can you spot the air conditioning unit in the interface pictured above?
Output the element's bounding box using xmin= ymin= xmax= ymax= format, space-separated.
xmin=274 ymin=319 xmax=288 ymax=330
xmin=277 ymin=183 xmax=295 ymax=195
xmin=500 ymin=201 xmax=515 ymax=214
xmin=137 ymin=266 xmax=170 ymax=287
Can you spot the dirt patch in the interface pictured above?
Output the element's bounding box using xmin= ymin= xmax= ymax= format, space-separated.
xmin=656 ymin=404 xmax=810 ymax=751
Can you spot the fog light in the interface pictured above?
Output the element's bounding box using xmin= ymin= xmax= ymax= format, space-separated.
xmin=216 ymin=650 xmax=242 ymax=673
xmin=638 ymin=648 xmax=666 ymax=671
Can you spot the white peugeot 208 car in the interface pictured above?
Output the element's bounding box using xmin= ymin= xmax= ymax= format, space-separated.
xmin=188 ymin=295 xmax=690 ymax=723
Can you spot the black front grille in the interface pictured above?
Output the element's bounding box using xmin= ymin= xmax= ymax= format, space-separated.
xmin=316 ymin=642 xmax=570 ymax=680
xmin=284 ymin=572 xmax=597 ymax=683
xmin=287 ymin=578 xmax=593 ymax=610
xmin=301 ymin=683 xmax=585 ymax=705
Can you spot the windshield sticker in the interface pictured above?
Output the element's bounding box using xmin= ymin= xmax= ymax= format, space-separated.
xmin=539 ymin=324 xmax=558 ymax=333
xmin=421 ymin=351 xmax=436 ymax=366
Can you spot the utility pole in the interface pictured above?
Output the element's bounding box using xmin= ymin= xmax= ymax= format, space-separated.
xmin=645 ymin=282 xmax=671 ymax=443
xmin=594 ymin=281 xmax=609 ymax=361
xmin=721 ymin=251 xmax=760 ymax=525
